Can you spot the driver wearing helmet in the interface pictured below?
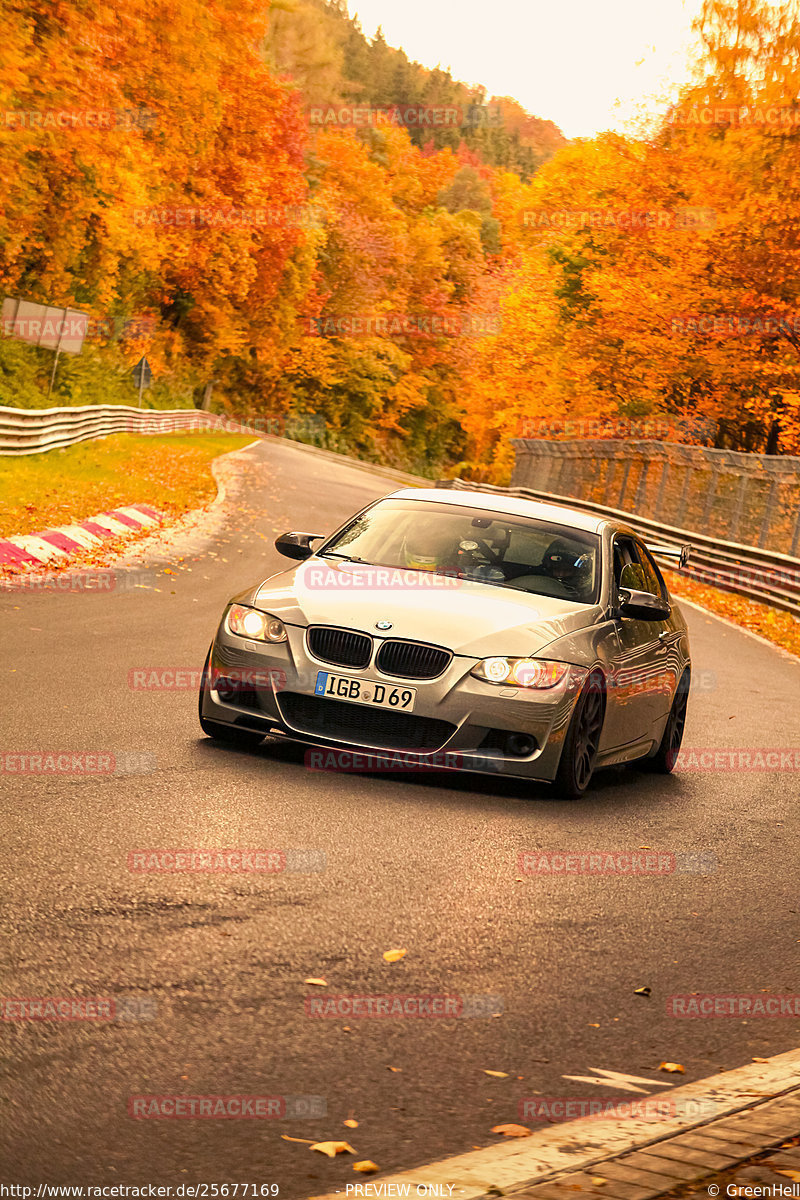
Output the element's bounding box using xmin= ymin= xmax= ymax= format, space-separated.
xmin=401 ymin=525 xmax=458 ymax=572
xmin=541 ymin=538 xmax=592 ymax=597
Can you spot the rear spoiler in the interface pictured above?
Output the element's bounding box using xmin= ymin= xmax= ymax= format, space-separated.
xmin=647 ymin=543 xmax=691 ymax=569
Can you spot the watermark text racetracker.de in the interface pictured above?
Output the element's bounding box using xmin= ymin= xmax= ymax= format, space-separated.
xmin=668 ymin=101 xmax=800 ymax=127
xmin=125 ymin=414 xmax=326 ymax=438
xmin=303 ymin=565 xmax=461 ymax=590
xmin=518 ymin=415 xmax=717 ymax=442
xmin=591 ymin=666 xmax=716 ymax=698
xmin=518 ymin=1096 xmax=718 ymax=1122
xmin=127 ymin=849 xmax=325 ymax=873
xmin=305 ymin=749 xmax=505 ymax=775
xmin=2 ymin=107 xmax=156 ymax=130
xmin=517 ymin=850 xmax=718 ymax=875
xmin=668 ymin=994 xmax=800 ymax=1018
xmin=302 ymin=313 xmax=500 ymax=338
xmin=305 ymin=993 xmax=503 ymax=1018
xmin=129 ymin=667 xmax=286 ymax=692
xmin=1 ymin=570 xmax=153 ymax=595
xmin=671 ymin=311 xmax=800 ymax=337
xmin=0 ymin=751 xmax=156 ymax=776
xmin=521 ymin=206 xmax=716 ymax=232
xmin=685 ymin=564 xmax=800 ymax=593
xmin=128 ymin=1094 xmax=324 ymax=1119
xmin=1 ymin=996 xmax=156 ymax=1021
xmin=675 ymin=748 xmax=800 ymax=771
xmin=132 ymin=204 xmax=320 ymax=230
xmin=2 ymin=314 xmax=156 ymax=344
xmin=306 ymin=103 xmax=502 ymax=128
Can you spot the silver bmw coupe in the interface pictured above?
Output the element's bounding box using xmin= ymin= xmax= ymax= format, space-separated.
xmin=199 ymin=488 xmax=691 ymax=797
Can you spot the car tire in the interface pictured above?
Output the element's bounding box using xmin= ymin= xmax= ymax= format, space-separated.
xmin=646 ymin=668 xmax=690 ymax=774
xmin=198 ymin=647 xmax=264 ymax=748
xmin=552 ymin=671 xmax=605 ymax=799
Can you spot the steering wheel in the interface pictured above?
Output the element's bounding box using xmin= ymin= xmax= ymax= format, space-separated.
xmin=508 ymin=574 xmax=576 ymax=598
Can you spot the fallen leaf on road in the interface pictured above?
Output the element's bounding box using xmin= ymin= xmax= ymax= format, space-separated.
xmin=344 ymin=1119 xmax=358 ymax=1128
xmin=383 ymin=948 xmax=407 ymax=962
xmin=590 ymin=1178 xmax=607 ymax=1186
xmin=752 ymin=1057 xmax=769 ymax=1062
xmin=776 ymin=1171 xmax=800 ymax=1183
xmin=387 ymin=1066 xmax=402 ymax=1072
xmin=658 ymin=1062 xmax=685 ymax=1073
xmin=310 ymin=1141 xmax=356 ymax=1157
xmin=353 ymin=1162 xmax=379 ymax=1174
xmin=483 ymin=1070 xmax=509 ymax=1077
xmin=634 ymin=986 xmax=651 ymax=997
xmin=304 ymin=978 xmax=327 ymax=986
xmin=491 ymin=1124 xmax=532 ymax=1138
xmin=588 ymin=1023 xmax=600 ymax=1028
xmin=281 ymin=1135 xmax=314 ymax=1144
xmin=639 ymin=846 xmax=652 ymax=850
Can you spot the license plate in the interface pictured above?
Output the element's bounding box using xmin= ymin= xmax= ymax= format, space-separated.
xmin=314 ymin=671 xmax=417 ymax=712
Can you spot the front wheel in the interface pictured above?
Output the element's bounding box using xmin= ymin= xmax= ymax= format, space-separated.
xmin=646 ymin=669 xmax=690 ymax=773
xmin=198 ymin=647 xmax=264 ymax=748
xmin=552 ymin=672 xmax=605 ymax=799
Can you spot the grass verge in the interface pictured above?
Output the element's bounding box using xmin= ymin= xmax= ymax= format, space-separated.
xmin=663 ymin=568 xmax=800 ymax=659
xmin=0 ymin=432 xmax=255 ymax=538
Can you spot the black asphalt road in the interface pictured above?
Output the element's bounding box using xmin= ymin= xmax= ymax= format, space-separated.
xmin=2 ymin=438 xmax=799 ymax=1194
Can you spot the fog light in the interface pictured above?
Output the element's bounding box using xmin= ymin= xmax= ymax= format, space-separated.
xmin=214 ymin=675 xmax=238 ymax=702
xmin=504 ymin=733 xmax=536 ymax=757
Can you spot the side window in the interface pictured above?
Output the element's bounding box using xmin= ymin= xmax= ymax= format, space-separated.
xmin=634 ymin=541 xmax=667 ymax=599
xmin=613 ymin=536 xmax=645 ymax=592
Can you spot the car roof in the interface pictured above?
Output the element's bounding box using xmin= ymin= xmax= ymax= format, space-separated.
xmin=385 ymin=488 xmax=608 ymax=535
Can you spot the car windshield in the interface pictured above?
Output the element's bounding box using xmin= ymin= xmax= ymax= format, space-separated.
xmin=318 ymin=499 xmax=601 ymax=604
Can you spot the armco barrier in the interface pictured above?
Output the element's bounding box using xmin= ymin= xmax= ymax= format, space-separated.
xmin=0 ymin=404 xmax=246 ymax=455
xmin=434 ymin=477 xmax=800 ymax=618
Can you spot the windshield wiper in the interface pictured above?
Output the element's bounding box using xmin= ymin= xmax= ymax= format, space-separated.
xmin=318 ymin=551 xmax=368 ymax=563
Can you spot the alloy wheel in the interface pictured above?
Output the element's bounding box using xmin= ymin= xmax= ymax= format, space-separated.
xmin=573 ymin=686 xmax=604 ymax=791
xmin=665 ymin=678 xmax=689 ymax=770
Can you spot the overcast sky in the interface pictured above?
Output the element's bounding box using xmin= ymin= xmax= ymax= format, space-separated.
xmin=349 ymin=0 xmax=705 ymax=138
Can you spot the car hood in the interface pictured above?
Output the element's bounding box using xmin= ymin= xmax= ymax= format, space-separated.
xmin=249 ymin=559 xmax=601 ymax=659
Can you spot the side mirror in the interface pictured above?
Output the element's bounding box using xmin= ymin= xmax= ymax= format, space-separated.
xmin=618 ymin=588 xmax=671 ymax=621
xmin=275 ymin=531 xmax=325 ymax=561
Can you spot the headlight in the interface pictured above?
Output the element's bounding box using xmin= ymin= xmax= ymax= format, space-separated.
xmin=471 ymin=657 xmax=569 ymax=689
xmin=226 ymin=604 xmax=287 ymax=643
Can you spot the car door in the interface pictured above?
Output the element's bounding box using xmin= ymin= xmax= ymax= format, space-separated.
xmin=632 ymin=537 xmax=682 ymax=721
xmin=603 ymin=534 xmax=670 ymax=748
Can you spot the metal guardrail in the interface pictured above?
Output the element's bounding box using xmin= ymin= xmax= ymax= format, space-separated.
xmin=0 ymin=403 xmax=230 ymax=455
xmin=435 ymin=478 xmax=800 ymax=619
xmin=3 ymin=403 xmax=798 ymax=616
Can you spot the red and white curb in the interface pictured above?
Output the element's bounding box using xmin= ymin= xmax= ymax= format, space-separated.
xmin=0 ymin=505 xmax=163 ymax=569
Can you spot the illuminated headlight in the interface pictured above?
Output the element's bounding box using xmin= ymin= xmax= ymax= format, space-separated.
xmin=226 ymin=604 xmax=287 ymax=643
xmin=471 ymin=657 xmax=569 ymax=689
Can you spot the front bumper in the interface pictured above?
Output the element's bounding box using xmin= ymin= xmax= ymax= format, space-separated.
xmin=201 ymin=621 xmax=589 ymax=783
